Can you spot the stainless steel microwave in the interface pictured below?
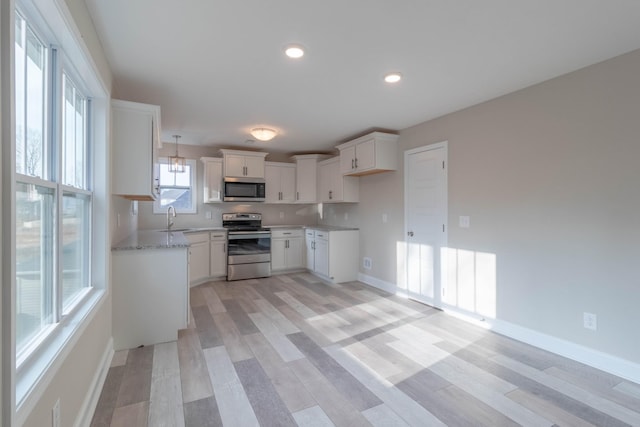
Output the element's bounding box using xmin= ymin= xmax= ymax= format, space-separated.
xmin=223 ymin=177 xmax=266 ymax=202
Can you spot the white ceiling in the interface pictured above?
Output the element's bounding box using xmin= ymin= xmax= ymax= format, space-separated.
xmin=85 ymin=0 xmax=640 ymax=154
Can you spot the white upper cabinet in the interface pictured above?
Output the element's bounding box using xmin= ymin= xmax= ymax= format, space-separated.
xmin=219 ymin=149 xmax=268 ymax=178
xmin=265 ymin=162 xmax=296 ymax=203
xmin=201 ymin=157 xmax=223 ymax=203
xmin=337 ymin=131 xmax=399 ymax=176
xmin=111 ymin=99 xmax=161 ymax=200
xmin=318 ymin=157 xmax=359 ymax=203
xmin=292 ymin=154 xmax=329 ymax=203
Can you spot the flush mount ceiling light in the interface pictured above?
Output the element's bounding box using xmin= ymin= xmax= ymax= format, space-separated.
xmin=250 ymin=127 xmax=277 ymax=141
xmin=168 ymin=134 xmax=186 ymax=173
xmin=384 ymin=72 xmax=402 ymax=83
xmin=284 ymin=44 xmax=305 ymax=59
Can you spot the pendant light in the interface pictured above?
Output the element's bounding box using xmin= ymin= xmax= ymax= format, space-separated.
xmin=168 ymin=134 xmax=186 ymax=173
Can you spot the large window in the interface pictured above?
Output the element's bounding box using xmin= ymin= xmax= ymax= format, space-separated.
xmin=14 ymin=10 xmax=93 ymax=362
xmin=153 ymin=158 xmax=197 ymax=214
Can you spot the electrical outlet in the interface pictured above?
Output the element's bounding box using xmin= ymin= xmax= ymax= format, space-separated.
xmin=344 ymin=212 xmax=349 ymax=221
xmin=363 ymin=257 xmax=372 ymax=270
xmin=52 ymin=399 xmax=61 ymax=427
xmin=279 ymin=212 xmax=284 ymax=219
xmin=583 ymin=312 xmax=597 ymax=331
xmin=206 ymin=211 xmax=212 ymax=219
xmin=382 ymin=214 xmax=388 ymax=223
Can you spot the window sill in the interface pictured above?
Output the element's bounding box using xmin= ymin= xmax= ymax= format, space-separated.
xmin=15 ymin=288 xmax=106 ymax=423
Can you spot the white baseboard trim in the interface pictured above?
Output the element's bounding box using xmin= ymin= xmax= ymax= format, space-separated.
xmin=489 ymin=318 xmax=640 ymax=385
xmin=358 ymin=273 xmax=397 ymax=294
xmin=358 ymin=274 xmax=640 ymax=385
xmin=74 ymin=337 xmax=114 ymax=427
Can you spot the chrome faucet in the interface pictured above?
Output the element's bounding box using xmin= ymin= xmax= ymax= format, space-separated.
xmin=167 ymin=206 xmax=176 ymax=231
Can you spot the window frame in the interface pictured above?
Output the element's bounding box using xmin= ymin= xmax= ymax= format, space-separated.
xmin=14 ymin=9 xmax=94 ymax=359
xmin=11 ymin=1 xmax=108 ymax=416
xmin=153 ymin=157 xmax=198 ymax=214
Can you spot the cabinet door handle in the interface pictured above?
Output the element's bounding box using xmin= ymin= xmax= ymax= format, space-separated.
xmin=351 ymin=159 xmax=354 ymax=169
xmin=355 ymin=158 xmax=358 ymax=168
xmin=296 ymin=191 xmax=299 ymax=200
xmin=223 ymin=243 xmax=226 ymax=253
xmin=329 ymin=190 xmax=333 ymax=200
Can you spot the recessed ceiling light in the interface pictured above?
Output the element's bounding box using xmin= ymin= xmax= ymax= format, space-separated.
xmin=384 ymin=72 xmax=402 ymax=83
xmin=284 ymin=45 xmax=305 ymax=59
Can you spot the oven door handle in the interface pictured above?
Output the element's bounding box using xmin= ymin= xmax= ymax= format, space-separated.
xmin=228 ymin=232 xmax=271 ymax=240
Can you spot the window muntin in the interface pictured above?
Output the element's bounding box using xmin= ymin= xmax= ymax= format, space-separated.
xmin=153 ymin=158 xmax=197 ymax=213
xmin=14 ymin=8 xmax=93 ymax=363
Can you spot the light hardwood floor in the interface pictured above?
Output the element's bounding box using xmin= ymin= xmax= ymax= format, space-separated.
xmin=91 ymin=273 xmax=640 ymax=426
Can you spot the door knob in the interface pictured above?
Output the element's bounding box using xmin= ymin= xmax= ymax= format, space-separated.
xmin=407 ymin=231 xmax=414 ymax=237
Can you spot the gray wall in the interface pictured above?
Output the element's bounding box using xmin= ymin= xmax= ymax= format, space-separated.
xmin=343 ymin=49 xmax=640 ymax=364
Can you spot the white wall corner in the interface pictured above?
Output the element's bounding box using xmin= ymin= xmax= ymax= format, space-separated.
xmin=73 ymin=337 xmax=113 ymax=427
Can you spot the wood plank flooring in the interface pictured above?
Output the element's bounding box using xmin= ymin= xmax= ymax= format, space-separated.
xmin=91 ymin=273 xmax=640 ymax=426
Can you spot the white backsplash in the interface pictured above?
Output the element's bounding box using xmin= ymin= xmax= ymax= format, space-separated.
xmin=137 ymin=202 xmax=320 ymax=230
xmin=318 ymin=203 xmax=360 ymax=228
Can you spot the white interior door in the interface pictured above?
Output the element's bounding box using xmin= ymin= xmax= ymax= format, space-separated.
xmin=404 ymin=142 xmax=447 ymax=307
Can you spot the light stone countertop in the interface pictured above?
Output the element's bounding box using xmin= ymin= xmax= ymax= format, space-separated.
xmin=264 ymin=224 xmax=359 ymax=232
xmin=112 ymin=230 xmax=191 ymax=251
xmin=113 ymin=225 xmax=358 ymax=251
xmin=306 ymin=225 xmax=359 ymax=232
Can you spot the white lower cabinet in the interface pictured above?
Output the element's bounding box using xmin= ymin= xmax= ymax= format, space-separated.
xmin=305 ymin=228 xmax=359 ymax=283
xmin=112 ymin=247 xmax=188 ymax=350
xmin=186 ymin=230 xmax=227 ymax=285
xmin=272 ymin=228 xmax=305 ymax=272
xmin=210 ymin=231 xmax=227 ymax=277
xmin=187 ymin=232 xmax=210 ymax=284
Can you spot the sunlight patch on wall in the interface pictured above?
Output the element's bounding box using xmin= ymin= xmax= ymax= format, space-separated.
xmin=442 ymin=247 xmax=496 ymax=319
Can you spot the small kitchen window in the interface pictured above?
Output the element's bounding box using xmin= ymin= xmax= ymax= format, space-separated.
xmin=153 ymin=158 xmax=197 ymax=214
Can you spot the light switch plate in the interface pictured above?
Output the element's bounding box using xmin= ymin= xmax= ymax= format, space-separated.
xmin=459 ymin=216 xmax=470 ymax=228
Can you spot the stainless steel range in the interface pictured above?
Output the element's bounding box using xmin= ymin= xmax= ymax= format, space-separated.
xmin=222 ymin=213 xmax=271 ymax=281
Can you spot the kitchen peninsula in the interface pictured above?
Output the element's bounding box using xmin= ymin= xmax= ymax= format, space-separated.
xmin=111 ymin=230 xmax=190 ymax=350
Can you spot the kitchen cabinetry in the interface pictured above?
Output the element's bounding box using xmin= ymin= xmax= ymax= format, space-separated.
xmin=265 ymin=162 xmax=296 ymax=203
xmin=292 ymin=154 xmax=329 ymax=203
xmin=186 ymin=232 xmax=210 ymax=285
xmin=272 ymin=228 xmax=305 ymax=272
xmin=219 ymin=149 xmax=268 ymax=178
xmin=210 ymin=231 xmax=227 ymax=277
xmin=112 ymin=246 xmax=188 ymax=350
xmin=186 ymin=230 xmax=227 ymax=285
xmin=305 ymin=228 xmax=358 ymax=283
xmin=337 ymin=131 xmax=399 ymax=176
xmin=201 ymin=157 xmax=223 ymax=203
xmin=318 ymin=157 xmax=359 ymax=203
xmin=111 ymin=99 xmax=162 ymax=200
